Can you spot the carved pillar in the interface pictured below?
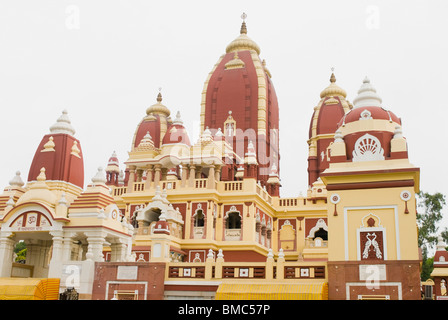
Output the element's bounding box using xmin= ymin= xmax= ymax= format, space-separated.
xmin=48 ymin=231 xmax=64 ymax=278
xmin=127 ymin=166 xmax=136 ymax=193
xmin=189 ymin=165 xmax=196 ymax=188
xmin=0 ymin=232 xmax=14 ymax=277
xmin=153 ymin=164 xmax=162 ymax=188
xmin=181 ymin=164 xmax=188 ymax=187
xmin=145 ymin=165 xmax=153 ymax=190
xmin=86 ymin=236 xmax=105 ymax=262
xmin=214 ymin=165 xmax=221 ymax=182
xmin=207 ymin=165 xmax=215 ymax=189
xmin=110 ymin=240 xmax=127 ymax=262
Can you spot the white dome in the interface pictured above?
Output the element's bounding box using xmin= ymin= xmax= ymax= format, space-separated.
xmin=352 ymin=77 xmax=382 ymax=108
xmin=49 ymin=110 xmax=76 ymax=136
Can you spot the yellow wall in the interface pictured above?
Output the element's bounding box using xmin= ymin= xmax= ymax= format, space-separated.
xmin=327 ymin=187 xmax=419 ymax=262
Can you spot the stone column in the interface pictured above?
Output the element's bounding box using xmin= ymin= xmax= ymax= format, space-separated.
xmin=110 ymin=240 xmax=127 ymax=262
xmin=215 ymin=249 xmax=224 ymax=279
xmin=62 ymin=236 xmax=74 ymax=261
xmin=127 ymin=166 xmax=136 ymax=193
xmin=214 ymin=165 xmax=221 ymax=182
xmin=205 ymin=249 xmax=215 ymax=280
xmin=0 ymin=232 xmax=15 ymax=277
xmin=276 ymin=249 xmax=285 ymax=280
xmin=145 ymin=165 xmax=154 ymax=190
xmin=181 ymin=164 xmax=188 ymax=187
xmin=153 ymin=164 xmax=162 ymax=188
xmin=266 ymin=249 xmax=274 ymax=280
xmin=207 ymin=165 xmax=215 ymax=189
xmin=48 ymin=231 xmax=66 ymax=278
xmin=86 ymin=236 xmax=105 ymax=262
xmin=188 ymin=165 xmax=196 ymax=188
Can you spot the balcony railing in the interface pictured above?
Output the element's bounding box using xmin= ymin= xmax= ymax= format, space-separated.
xmin=224 ymin=228 xmax=241 ymax=241
xmin=165 ymin=253 xmax=327 ymax=282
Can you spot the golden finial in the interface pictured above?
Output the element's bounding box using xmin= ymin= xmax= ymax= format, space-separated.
xmin=240 ymin=12 xmax=247 ymax=34
xmin=330 ymin=67 xmax=336 ymax=83
xmin=157 ymin=87 xmax=162 ymax=103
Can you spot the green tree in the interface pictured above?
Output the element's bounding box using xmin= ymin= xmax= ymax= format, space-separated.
xmin=416 ymin=191 xmax=447 ymax=280
xmin=13 ymin=241 xmax=27 ymax=263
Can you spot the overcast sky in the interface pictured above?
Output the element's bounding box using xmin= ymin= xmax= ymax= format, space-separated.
xmin=0 ymin=1 xmax=447 ymax=230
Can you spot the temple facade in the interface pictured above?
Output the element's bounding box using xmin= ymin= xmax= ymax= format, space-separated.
xmin=0 ymin=16 xmax=423 ymax=300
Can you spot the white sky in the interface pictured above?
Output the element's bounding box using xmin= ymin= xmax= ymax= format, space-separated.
xmin=0 ymin=1 xmax=447 ymax=230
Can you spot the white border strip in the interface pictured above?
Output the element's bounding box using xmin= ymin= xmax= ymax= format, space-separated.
xmin=105 ymin=281 xmax=148 ymax=300
xmin=346 ymin=282 xmax=402 ymax=300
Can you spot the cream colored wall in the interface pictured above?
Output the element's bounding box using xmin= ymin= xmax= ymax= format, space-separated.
xmin=327 ymin=187 xmax=419 ymax=262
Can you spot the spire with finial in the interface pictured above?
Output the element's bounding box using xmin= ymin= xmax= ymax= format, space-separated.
xmin=146 ymin=87 xmax=170 ymax=117
xmin=157 ymin=87 xmax=162 ymax=103
xmin=173 ymin=111 xmax=183 ymax=125
xmin=240 ymin=12 xmax=247 ymax=34
xmin=226 ymin=12 xmax=260 ymax=55
xmin=319 ymin=67 xmax=347 ymax=99
xmin=352 ymin=76 xmax=383 ymax=108
xmin=330 ymin=67 xmax=336 ymax=83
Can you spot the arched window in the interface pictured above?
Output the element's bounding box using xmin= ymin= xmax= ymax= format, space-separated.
xmin=194 ymin=210 xmax=205 ymax=227
xmin=226 ymin=212 xmax=241 ymax=229
xmin=147 ymin=208 xmax=161 ymax=226
xmin=314 ymin=228 xmax=328 ymax=241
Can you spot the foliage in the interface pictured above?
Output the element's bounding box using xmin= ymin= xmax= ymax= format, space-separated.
xmin=416 ymin=191 xmax=447 ymax=281
xmin=421 ymin=256 xmax=434 ymax=282
xmin=15 ymin=248 xmax=27 ymax=263
xmin=14 ymin=241 xmax=26 ymax=254
xmin=416 ymin=191 xmax=446 ymax=251
xmin=13 ymin=241 xmax=27 ymax=263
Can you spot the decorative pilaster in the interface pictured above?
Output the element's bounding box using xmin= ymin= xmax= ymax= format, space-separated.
xmin=145 ymin=165 xmax=154 ymax=190
xmin=0 ymin=232 xmax=15 ymax=277
xmin=153 ymin=164 xmax=162 ymax=188
xmin=189 ymin=165 xmax=196 ymax=188
xmin=207 ymin=165 xmax=215 ymax=189
xmin=127 ymin=166 xmax=136 ymax=193
xmin=86 ymin=236 xmax=105 ymax=262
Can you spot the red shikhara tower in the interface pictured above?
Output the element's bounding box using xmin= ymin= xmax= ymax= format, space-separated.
xmin=27 ymin=110 xmax=84 ymax=189
xmin=200 ymin=14 xmax=280 ymax=192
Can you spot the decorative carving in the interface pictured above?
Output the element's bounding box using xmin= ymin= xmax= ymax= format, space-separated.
xmin=71 ymin=140 xmax=81 ymax=158
xmin=360 ymin=231 xmax=384 ymax=260
xmin=359 ymin=109 xmax=372 ymax=120
xmin=400 ymin=190 xmax=412 ymax=214
xmin=352 ymin=133 xmax=385 ymax=162
xmin=41 ymin=136 xmax=55 ymax=152
xmin=330 ymin=194 xmax=340 ymax=216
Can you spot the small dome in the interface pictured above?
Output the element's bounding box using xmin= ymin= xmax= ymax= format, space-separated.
xmin=162 ymin=112 xmax=191 ymax=146
xmin=9 ymin=171 xmax=24 ymax=188
xmin=50 ymin=110 xmax=76 ymax=136
xmin=339 ymin=77 xmax=400 ymax=127
xmin=106 ymin=151 xmax=120 ymax=173
xmin=91 ymin=167 xmax=107 ymax=185
xmin=146 ymin=92 xmax=170 ymax=117
xmin=320 ymin=73 xmax=347 ymax=99
xmin=137 ymin=131 xmax=156 ymax=151
xmin=352 ymin=77 xmax=382 ymax=108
